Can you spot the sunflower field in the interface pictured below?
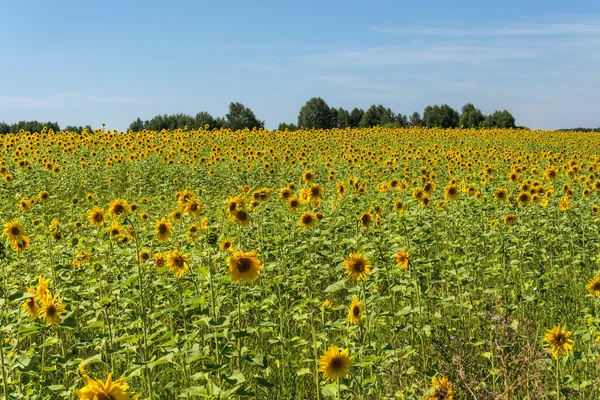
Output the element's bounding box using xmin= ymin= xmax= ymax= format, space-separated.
xmin=1 ymin=126 xmax=600 ymax=399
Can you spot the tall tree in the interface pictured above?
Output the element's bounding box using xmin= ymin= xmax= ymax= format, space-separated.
xmin=349 ymin=108 xmax=365 ymax=128
xmin=278 ymin=122 xmax=298 ymax=131
xmin=360 ymin=104 xmax=395 ymax=127
xmin=298 ymin=97 xmax=333 ymax=129
xmin=128 ymin=117 xmax=145 ymax=132
xmin=336 ymin=108 xmax=350 ymax=128
xmin=484 ymin=110 xmax=516 ymax=128
xmin=225 ymin=102 xmax=264 ymax=131
xmin=423 ymin=104 xmax=459 ymax=128
xmin=409 ymin=112 xmax=423 ymax=127
xmin=459 ymin=103 xmax=485 ymax=128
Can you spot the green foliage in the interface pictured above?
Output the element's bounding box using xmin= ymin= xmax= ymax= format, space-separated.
xmin=277 ymin=122 xmax=298 ymax=131
xmin=0 ymin=120 xmax=60 ymax=134
xmin=459 ymin=103 xmax=485 ymax=128
xmin=225 ymin=102 xmax=264 ymax=131
xmin=410 ymin=112 xmax=424 ymax=127
xmin=349 ymin=108 xmax=365 ymax=128
xmin=298 ymin=97 xmax=334 ymax=129
xmin=483 ymin=110 xmax=516 ymax=129
xmin=359 ymin=104 xmax=396 ymax=127
xmin=423 ymin=104 xmax=460 ymax=128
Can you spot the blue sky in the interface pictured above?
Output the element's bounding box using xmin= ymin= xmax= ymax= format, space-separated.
xmin=1 ymin=0 xmax=600 ymax=130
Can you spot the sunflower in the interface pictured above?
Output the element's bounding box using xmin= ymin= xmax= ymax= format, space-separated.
xmin=88 ymin=207 xmax=106 ymax=227
xmin=586 ymin=276 xmax=600 ymax=297
xmin=11 ymin=235 xmax=31 ymax=253
xmin=153 ymin=253 xmax=167 ymax=270
xmin=233 ymin=209 xmax=251 ymax=226
xmin=139 ymin=248 xmax=151 ymax=263
xmin=299 ymin=211 xmax=317 ymax=229
xmin=424 ymin=377 xmax=453 ymax=400
xmin=517 ymin=191 xmax=530 ymax=206
xmin=494 ymin=188 xmax=508 ymax=202
xmin=303 ymin=170 xmax=315 ymax=183
xmin=75 ymin=373 xmax=133 ymax=400
xmin=227 ymin=249 xmax=262 ymax=284
xmin=309 ymin=184 xmax=323 ymax=199
xmin=503 ymin=213 xmax=518 ymax=225
xmin=317 ymin=346 xmax=352 ymax=381
xmin=444 ymin=184 xmax=459 ymax=200
xmin=322 ymin=299 xmax=334 ymax=310
xmin=396 ymin=250 xmax=411 ymax=271
xmin=593 ymin=205 xmax=600 ymax=215
xmin=543 ymin=325 xmax=573 ymax=358
xmin=108 ymin=199 xmax=130 ymax=219
xmin=109 ymin=222 xmax=124 ymax=240
xmin=39 ymin=294 xmax=66 ymax=325
xmin=220 ymin=238 xmax=234 ymax=252
xmin=37 ymin=276 xmax=50 ymax=300
xmin=226 ymin=195 xmax=245 ymax=216
xmin=343 ymin=253 xmax=371 ymax=281
xmin=154 ymin=218 xmax=172 ymax=242
xmin=22 ymin=287 xmax=39 ymax=317
xmin=559 ymin=198 xmax=570 ymax=212
xmin=347 ymin=296 xmax=363 ymax=325
xmin=170 ymin=209 xmax=183 ymax=222
xmin=3 ymin=219 xmax=27 ymax=243
xmin=38 ymin=190 xmax=50 ymax=202
xmin=167 ymin=250 xmax=189 ymax=278
xmin=279 ymin=187 xmax=291 ymax=200
xmin=184 ymin=198 xmax=202 ymax=218
xmin=287 ymin=196 xmax=301 ymax=211
xmin=359 ymin=211 xmax=372 ymax=228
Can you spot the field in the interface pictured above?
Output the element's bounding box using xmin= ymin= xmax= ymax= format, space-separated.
xmin=1 ymin=126 xmax=600 ymax=399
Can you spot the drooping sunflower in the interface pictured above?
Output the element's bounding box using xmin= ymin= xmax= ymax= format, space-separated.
xmin=424 ymin=376 xmax=454 ymax=400
xmin=11 ymin=235 xmax=31 ymax=253
xmin=299 ymin=211 xmax=317 ymax=229
xmin=233 ymin=208 xmax=251 ymax=226
xmin=309 ymin=184 xmax=323 ymax=199
xmin=39 ymin=294 xmax=66 ymax=325
xmin=3 ymin=219 xmax=27 ymax=243
xmin=227 ymin=249 xmax=262 ymax=284
xmin=75 ymin=372 xmax=133 ymax=400
xmin=395 ymin=250 xmax=411 ymax=271
xmin=153 ymin=253 xmax=167 ymax=270
xmin=359 ymin=211 xmax=372 ymax=228
xmin=226 ymin=195 xmax=245 ymax=216
xmin=22 ymin=287 xmax=39 ymax=317
xmin=317 ymin=346 xmax=352 ymax=381
xmin=37 ymin=276 xmax=50 ymax=300
xmin=88 ymin=207 xmax=106 ymax=227
xmin=444 ymin=184 xmax=459 ymax=200
xmin=543 ymin=325 xmax=573 ymax=358
xmin=167 ymin=249 xmax=189 ymax=278
xmin=586 ymin=276 xmax=600 ymax=297
xmin=154 ymin=218 xmax=172 ymax=242
xmin=347 ymin=296 xmax=363 ymax=325
xmin=184 ymin=198 xmax=202 ymax=218
xmin=503 ymin=213 xmax=518 ymax=225
xmin=108 ymin=199 xmax=130 ymax=219
xmin=343 ymin=253 xmax=371 ymax=281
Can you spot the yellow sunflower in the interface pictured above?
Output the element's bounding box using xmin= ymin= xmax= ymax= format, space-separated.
xmin=154 ymin=218 xmax=173 ymax=242
xmin=424 ymin=376 xmax=454 ymax=400
xmin=39 ymin=294 xmax=66 ymax=325
xmin=299 ymin=211 xmax=317 ymax=229
xmin=227 ymin=249 xmax=262 ymax=284
xmin=220 ymin=238 xmax=234 ymax=252
xmin=395 ymin=250 xmax=411 ymax=271
xmin=75 ymin=373 xmax=133 ymax=400
xmin=184 ymin=198 xmax=202 ymax=218
xmin=167 ymin=250 xmax=189 ymax=278
xmin=233 ymin=209 xmax=252 ymax=226
xmin=543 ymin=325 xmax=573 ymax=358
xmin=586 ymin=276 xmax=600 ymax=297
xmin=87 ymin=207 xmax=106 ymax=227
xmin=343 ymin=253 xmax=371 ymax=281
xmin=347 ymin=296 xmax=363 ymax=325
xmin=317 ymin=346 xmax=352 ymax=381
xmin=108 ymin=199 xmax=130 ymax=219
xmin=22 ymin=287 xmax=39 ymax=317
xmin=444 ymin=184 xmax=459 ymax=200
xmin=3 ymin=219 xmax=27 ymax=243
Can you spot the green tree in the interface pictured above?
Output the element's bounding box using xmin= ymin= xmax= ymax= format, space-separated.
xmin=359 ymin=104 xmax=395 ymax=127
xmin=194 ymin=112 xmax=220 ymax=130
xmin=278 ymin=122 xmax=298 ymax=131
xmin=396 ymin=113 xmax=409 ymax=127
xmin=225 ymin=102 xmax=264 ymax=131
xmin=459 ymin=103 xmax=485 ymax=128
xmin=336 ymin=108 xmax=350 ymax=128
xmin=128 ymin=117 xmax=145 ymax=132
xmin=409 ymin=112 xmax=423 ymax=127
xmin=349 ymin=108 xmax=364 ymax=128
xmin=483 ymin=110 xmax=516 ymax=128
xmin=423 ymin=104 xmax=459 ymax=128
xmin=298 ymin=97 xmax=333 ymax=129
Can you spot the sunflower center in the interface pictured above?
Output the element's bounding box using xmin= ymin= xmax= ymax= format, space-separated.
xmin=10 ymin=226 xmax=20 ymax=235
xmin=190 ymin=203 xmax=198 ymax=211
xmin=158 ymin=224 xmax=168 ymax=234
xmin=173 ymin=256 xmax=184 ymax=268
xmin=330 ymin=356 xmax=343 ymax=370
xmin=94 ymin=213 xmax=103 ymax=222
xmin=46 ymin=305 xmax=56 ymax=317
xmin=96 ymin=393 xmax=116 ymax=400
xmin=353 ymin=261 xmax=364 ymax=273
xmin=237 ymin=211 xmax=248 ymax=221
xmin=555 ymin=334 xmax=565 ymax=345
xmin=114 ymin=204 xmax=124 ymax=214
xmin=302 ymin=215 xmax=313 ymax=224
xmin=448 ymin=187 xmax=456 ymax=195
xmin=352 ymin=306 xmax=360 ymax=317
xmin=237 ymin=257 xmax=252 ymax=273
xmin=291 ymin=200 xmax=299 ymax=207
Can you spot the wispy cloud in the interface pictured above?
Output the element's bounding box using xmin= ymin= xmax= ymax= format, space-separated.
xmin=372 ymin=21 xmax=600 ymax=37
xmin=0 ymin=93 xmax=154 ymax=108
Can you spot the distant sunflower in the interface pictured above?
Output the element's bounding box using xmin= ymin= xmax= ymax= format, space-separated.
xmin=543 ymin=325 xmax=573 ymax=358
xmin=279 ymin=187 xmax=291 ymax=200
xmin=559 ymin=198 xmax=570 ymax=212
xmin=38 ymin=190 xmax=50 ymax=202
xmin=444 ymin=184 xmax=459 ymax=200
xmin=303 ymin=170 xmax=315 ymax=184
xmin=309 ymin=184 xmax=323 ymax=199
xmin=39 ymin=294 xmax=65 ymax=325
xmin=299 ymin=211 xmax=317 ymax=229
xmin=234 ymin=209 xmax=251 ymax=226
xmin=88 ymin=207 xmax=106 ymax=227
xmin=343 ymin=253 xmax=371 ymax=281
xmin=154 ymin=218 xmax=172 ymax=242
xmin=227 ymin=249 xmax=262 ymax=284
xmin=184 ymin=198 xmax=202 ymax=218
xmin=170 ymin=209 xmax=183 ymax=223
xmin=75 ymin=372 xmax=133 ymax=400
xmin=503 ymin=213 xmax=518 ymax=225
xmin=586 ymin=276 xmax=600 ymax=297
xmin=226 ymin=195 xmax=245 ymax=216
xmin=108 ymin=199 xmax=130 ymax=219
xmin=347 ymin=296 xmax=363 ymax=325
xmin=138 ymin=248 xmax=151 ymax=263
xmin=317 ymin=346 xmax=352 ymax=381
xmin=359 ymin=211 xmax=372 ymax=228
xmin=167 ymin=250 xmax=189 ymax=278
xmin=11 ymin=235 xmax=31 ymax=253
xmin=3 ymin=219 xmax=27 ymax=243
xmin=109 ymin=222 xmax=124 ymax=240
xmin=494 ymin=188 xmax=508 ymax=202
xmin=220 ymin=238 xmax=234 ymax=252
xmin=287 ymin=196 xmax=301 ymax=211
xmin=395 ymin=250 xmax=411 ymax=271
xmin=153 ymin=253 xmax=167 ymax=270
xmin=424 ymin=377 xmax=453 ymax=400
xmin=517 ymin=192 xmax=530 ymax=206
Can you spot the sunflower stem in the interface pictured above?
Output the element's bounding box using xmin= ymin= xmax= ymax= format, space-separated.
xmin=0 ymin=330 xmax=8 ymax=400
xmin=237 ymin=283 xmax=242 ymax=369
